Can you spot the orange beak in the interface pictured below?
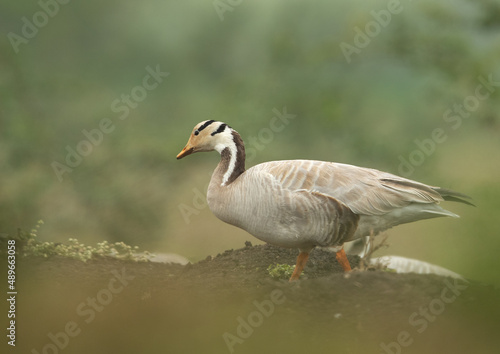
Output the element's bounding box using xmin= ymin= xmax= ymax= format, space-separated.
xmin=176 ymin=144 xmax=194 ymax=159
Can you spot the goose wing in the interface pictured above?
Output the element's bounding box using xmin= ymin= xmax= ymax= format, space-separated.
xmin=251 ymin=160 xmax=448 ymax=216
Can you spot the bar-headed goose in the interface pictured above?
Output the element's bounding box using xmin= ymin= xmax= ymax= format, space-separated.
xmin=177 ymin=120 xmax=472 ymax=281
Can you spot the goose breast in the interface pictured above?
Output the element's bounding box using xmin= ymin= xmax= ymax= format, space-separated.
xmin=208 ymin=160 xmax=361 ymax=249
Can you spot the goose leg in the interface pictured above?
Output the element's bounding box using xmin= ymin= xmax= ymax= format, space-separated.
xmin=335 ymin=248 xmax=351 ymax=271
xmin=289 ymin=251 xmax=309 ymax=282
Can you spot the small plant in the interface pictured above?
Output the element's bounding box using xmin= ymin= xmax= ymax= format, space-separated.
xmin=19 ymin=220 xmax=149 ymax=262
xmin=357 ymin=231 xmax=390 ymax=271
xmin=267 ymin=263 xmax=299 ymax=280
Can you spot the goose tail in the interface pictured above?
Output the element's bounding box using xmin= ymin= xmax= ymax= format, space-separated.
xmin=433 ymin=187 xmax=475 ymax=207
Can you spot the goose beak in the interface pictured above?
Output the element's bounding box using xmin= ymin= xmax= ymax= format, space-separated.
xmin=176 ymin=144 xmax=194 ymax=159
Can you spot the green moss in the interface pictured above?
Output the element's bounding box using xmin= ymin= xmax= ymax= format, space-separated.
xmin=17 ymin=220 xmax=149 ymax=262
xmin=267 ymin=263 xmax=299 ymax=280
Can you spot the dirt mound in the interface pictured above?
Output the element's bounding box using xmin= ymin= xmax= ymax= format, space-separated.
xmin=8 ymin=243 xmax=500 ymax=354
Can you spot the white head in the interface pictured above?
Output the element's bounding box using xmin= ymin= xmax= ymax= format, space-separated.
xmin=176 ymin=120 xmax=235 ymax=159
xmin=177 ymin=120 xmax=245 ymax=186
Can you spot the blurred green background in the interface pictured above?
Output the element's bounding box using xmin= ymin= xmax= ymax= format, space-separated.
xmin=1 ymin=0 xmax=499 ymax=284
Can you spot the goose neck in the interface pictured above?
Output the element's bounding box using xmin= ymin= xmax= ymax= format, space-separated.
xmin=215 ymin=130 xmax=246 ymax=186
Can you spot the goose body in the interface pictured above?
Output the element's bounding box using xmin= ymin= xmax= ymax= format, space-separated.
xmin=177 ymin=120 xmax=472 ymax=280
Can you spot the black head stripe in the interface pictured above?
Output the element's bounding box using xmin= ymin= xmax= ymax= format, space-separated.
xmin=211 ymin=123 xmax=227 ymax=136
xmin=195 ymin=120 xmax=215 ymax=136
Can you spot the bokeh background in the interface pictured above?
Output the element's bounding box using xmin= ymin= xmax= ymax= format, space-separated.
xmin=1 ymin=0 xmax=500 ymax=285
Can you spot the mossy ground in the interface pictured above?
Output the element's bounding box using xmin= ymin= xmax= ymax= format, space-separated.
xmin=4 ymin=242 xmax=499 ymax=354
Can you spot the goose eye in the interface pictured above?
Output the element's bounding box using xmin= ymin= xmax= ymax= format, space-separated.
xmin=194 ymin=130 xmax=199 ymax=136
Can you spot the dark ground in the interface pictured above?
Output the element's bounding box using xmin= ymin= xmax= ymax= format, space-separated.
xmin=3 ymin=242 xmax=500 ymax=354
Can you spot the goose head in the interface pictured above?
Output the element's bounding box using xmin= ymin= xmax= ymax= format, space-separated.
xmin=176 ymin=120 xmax=234 ymax=159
